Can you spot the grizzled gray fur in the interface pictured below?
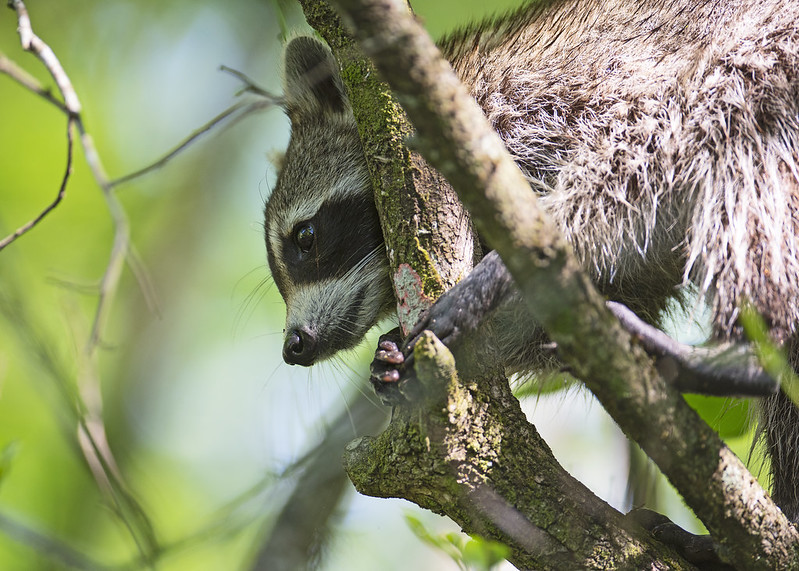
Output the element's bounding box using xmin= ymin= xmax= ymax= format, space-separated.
xmin=264 ymin=0 xmax=799 ymax=520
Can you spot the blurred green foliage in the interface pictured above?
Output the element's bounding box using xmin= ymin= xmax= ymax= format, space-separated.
xmin=0 ymin=0 xmax=298 ymax=568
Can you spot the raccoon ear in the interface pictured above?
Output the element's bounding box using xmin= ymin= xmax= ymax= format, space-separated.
xmin=283 ymin=36 xmax=349 ymax=119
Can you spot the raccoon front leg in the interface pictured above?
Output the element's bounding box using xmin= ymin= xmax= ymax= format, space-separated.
xmin=369 ymin=251 xmax=515 ymax=403
xmin=405 ymin=250 xmax=515 ymax=350
xmin=370 ymin=250 xmax=779 ymax=403
xmin=608 ymin=302 xmax=778 ymax=398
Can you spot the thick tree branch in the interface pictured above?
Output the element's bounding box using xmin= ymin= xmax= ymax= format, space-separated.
xmin=344 ymin=332 xmax=691 ymax=569
xmin=327 ymin=0 xmax=799 ymax=568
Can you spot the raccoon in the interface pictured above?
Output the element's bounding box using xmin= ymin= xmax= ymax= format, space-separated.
xmin=263 ymin=0 xmax=799 ymax=521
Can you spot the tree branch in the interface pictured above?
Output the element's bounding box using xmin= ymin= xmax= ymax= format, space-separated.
xmin=344 ymin=332 xmax=691 ymax=569
xmin=8 ymin=0 xmax=80 ymax=113
xmin=0 ymin=51 xmax=69 ymax=112
xmin=107 ymin=99 xmax=270 ymax=189
xmin=2 ymin=1 xmax=157 ymax=560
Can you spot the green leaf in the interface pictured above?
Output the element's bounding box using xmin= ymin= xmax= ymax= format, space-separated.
xmin=462 ymin=536 xmax=511 ymax=571
xmin=683 ymin=395 xmax=751 ymax=439
xmin=740 ymin=304 xmax=799 ymax=408
xmin=405 ymin=514 xmax=510 ymax=571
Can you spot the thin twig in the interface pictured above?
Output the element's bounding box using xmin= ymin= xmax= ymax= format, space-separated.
xmin=108 ymin=100 xmax=253 ymax=188
xmin=126 ymin=244 xmax=162 ymax=317
xmin=108 ymin=62 xmax=282 ymax=190
xmin=219 ymin=64 xmax=284 ymax=104
xmin=4 ymin=1 xmax=155 ymax=561
xmin=75 ymin=121 xmax=130 ymax=354
xmin=0 ymin=52 xmax=68 ymax=112
xmin=0 ymin=511 xmax=111 ymax=571
xmin=0 ymin=0 xmax=80 ymax=252
xmin=8 ymin=0 xmax=80 ymax=113
xmin=2 ymin=7 xmax=280 ymax=562
xmin=0 ymin=117 xmax=75 ymax=251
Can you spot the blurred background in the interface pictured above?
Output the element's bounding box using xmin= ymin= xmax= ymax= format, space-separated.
xmin=0 ymin=0 xmax=760 ymax=569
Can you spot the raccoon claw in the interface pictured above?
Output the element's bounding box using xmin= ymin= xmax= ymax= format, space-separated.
xmin=370 ymin=329 xmax=409 ymax=405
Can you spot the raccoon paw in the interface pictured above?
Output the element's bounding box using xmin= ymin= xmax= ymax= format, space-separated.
xmin=369 ymin=329 xmax=409 ymax=406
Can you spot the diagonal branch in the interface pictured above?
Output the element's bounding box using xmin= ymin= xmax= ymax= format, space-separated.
xmin=3 ymin=0 xmax=155 ymax=560
xmin=107 ymin=99 xmax=269 ymax=189
xmin=301 ymin=2 xmax=690 ymax=568
xmin=7 ymin=0 xmax=80 ymax=113
xmin=2 ymin=1 xmax=285 ymax=564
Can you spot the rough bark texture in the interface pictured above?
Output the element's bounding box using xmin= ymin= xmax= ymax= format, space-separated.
xmin=345 ymin=332 xmax=692 ymax=569
xmin=299 ymin=0 xmax=477 ymax=332
xmin=296 ymin=2 xmax=697 ymax=568
xmin=324 ymin=0 xmax=799 ymax=569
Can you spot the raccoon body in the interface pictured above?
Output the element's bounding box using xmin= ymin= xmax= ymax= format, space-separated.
xmin=264 ymin=0 xmax=799 ymax=519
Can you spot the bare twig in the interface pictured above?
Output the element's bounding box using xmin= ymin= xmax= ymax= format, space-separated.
xmin=1 ymin=0 xmax=82 ymax=253
xmin=1 ymin=3 xmax=282 ymax=563
xmin=0 ymin=287 xmax=158 ymax=564
xmin=1 ymin=6 xmax=281 ymax=247
xmin=0 ymin=117 xmax=75 ymax=251
xmin=3 ymin=1 xmax=155 ymax=561
xmin=108 ymin=65 xmax=280 ymax=189
xmin=126 ymin=244 xmax=162 ymax=317
xmin=219 ymin=65 xmax=284 ymax=103
xmin=0 ymin=511 xmax=110 ymax=571
xmin=107 ymin=99 xmax=264 ymax=189
xmin=0 ymin=52 xmax=68 ymax=112
xmin=8 ymin=0 xmax=80 ymax=113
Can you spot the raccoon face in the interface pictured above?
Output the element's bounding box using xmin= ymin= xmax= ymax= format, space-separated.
xmin=263 ymin=37 xmax=395 ymax=366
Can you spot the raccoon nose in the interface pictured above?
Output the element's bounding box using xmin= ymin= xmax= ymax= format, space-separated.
xmin=282 ymin=328 xmax=317 ymax=366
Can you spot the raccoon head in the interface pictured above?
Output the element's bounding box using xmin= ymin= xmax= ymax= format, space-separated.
xmin=264 ymin=37 xmax=395 ymax=366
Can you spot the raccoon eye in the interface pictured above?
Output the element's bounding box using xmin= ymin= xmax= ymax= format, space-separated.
xmin=294 ymin=222 xmax=315 ymax=253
